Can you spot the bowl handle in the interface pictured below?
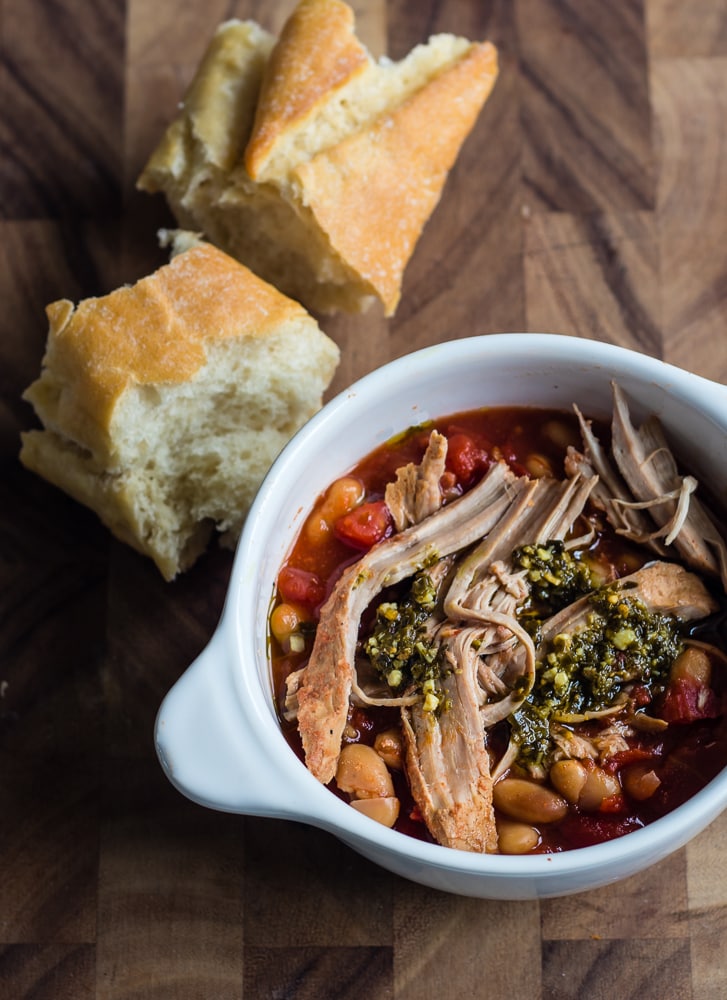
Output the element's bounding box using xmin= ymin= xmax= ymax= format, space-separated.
xmin=154 ymin=626 xmax=295 ymax=817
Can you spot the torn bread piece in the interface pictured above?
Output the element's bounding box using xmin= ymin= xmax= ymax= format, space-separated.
xmin=137 ymin=0 xmax=499 ymax=316
xmin=20 ymin=232 xmax=340 ymax=579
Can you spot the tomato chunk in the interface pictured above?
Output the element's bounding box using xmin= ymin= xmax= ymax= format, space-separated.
xmin=560 ymin=812 xmax=644 ymax=849
xmin=605 ymin=746 xmax=664 ymax=773
xmin=598 ymin=792 xmax=627 ymax=814
xmin=334 ymin=500 xmax=393 ymax=550
xmin=445 ymin=432 xmax=490 ymax=487
xmin=277 ymin=566 xmax=325 ymax=607
xmin=659 ymin=677 xmax=719 ymax=725
xmin=630 ymin=684 xmax=653 ymax=708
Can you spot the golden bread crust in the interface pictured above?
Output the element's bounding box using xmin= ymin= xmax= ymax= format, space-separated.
xmin=245 ymin=0 xmax=369 ymax=180
xmin=26 ymin=243 xmax=310 ymax=454
xmin=20 ymin=238 xmax=340 ymax=579
xmin=186 ymin=20 xmax=274 ymax=171
xmin=140 ymin=19 xmax=274 ymax=182
xmin=136 ymin=2 xmax=500 ymax=316
xmin=296 ymin=41 xmax=499 ymax=314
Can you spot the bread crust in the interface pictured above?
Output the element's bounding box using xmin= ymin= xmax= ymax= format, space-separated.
xmin=24 ymin=243 xmax=313 ymax=461
xmin=137 ymin=1 xmax=500 ymax=316
xmin=245 ymin=0 xmax=369 ymax=180
xmin=138 ymin=19 xmax=275 ymax=191
xmin=20 ymin=240 xmax=340 ymax=579
xmin=296 ymin=41 xmax=498 ymax=314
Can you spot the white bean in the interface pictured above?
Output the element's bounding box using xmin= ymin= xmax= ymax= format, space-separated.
xmin=549 ymin=759 xmax=588 ymax=805
xmin=622 ymin=763 xmax=661 ymax=801
xmin=671 ymin=647 xmax=711 ymax=687
xmin=577 ymin=766 xmax=621 ymax=811
xmin=336 ymin=743 xmax=394 ymax=799
xmin=524 ymin=453 xmax=554 ymax=479
xmin=374 ymin=728 xmax=404 ymax=770
xmin=542 ymin=419 xmax=579 ymax=451
xmin=270 ymin=603 xmax=307 ymax=652
xmin=497 ymin=818 xmax=540 ymax=855
xmin=350 ymin=796 xmax=400 ymax=828
xmin=305 ymin=477 xmax=365 ymax=544
xmin=493 ymin=778 xmax=568 ymax=824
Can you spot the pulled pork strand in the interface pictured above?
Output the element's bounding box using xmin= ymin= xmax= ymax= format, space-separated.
xmin=402 ymin=626 xmax=499 ymax=852
xmin=609 ymin=383 xmax=727 ymax=590
xmin=566 ymin=403 xmax=668 ymax=557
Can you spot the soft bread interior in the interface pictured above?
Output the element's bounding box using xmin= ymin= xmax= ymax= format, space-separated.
xmin=20 ymin=239 xmax=339 ymax=579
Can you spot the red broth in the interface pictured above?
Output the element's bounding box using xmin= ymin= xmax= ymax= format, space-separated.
xmin=270 ymin=408 xmax=727 ymax=853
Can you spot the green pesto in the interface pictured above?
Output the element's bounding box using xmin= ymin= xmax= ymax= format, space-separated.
xmin=512 ymin=540 xmax=594 ymax=635
xmin=511 ymin=583 xmax=684 ymax=765
xmin=364 ymin=570 xmax=448 ymax=711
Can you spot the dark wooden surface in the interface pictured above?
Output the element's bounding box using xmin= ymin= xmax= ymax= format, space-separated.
xmin=3 ymin=1 xmax=727 ymax=997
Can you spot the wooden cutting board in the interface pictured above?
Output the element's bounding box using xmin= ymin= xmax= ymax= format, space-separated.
xmin=2 ymin=1 xmax=727 ymax=997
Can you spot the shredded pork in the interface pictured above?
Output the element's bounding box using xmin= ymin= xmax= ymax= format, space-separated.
xmin=402 ymin=627 xmax=498 ymax=852
xmin=607 ymin=384 xmax=727 ymax=588
xmin=385 ymin=430 xmax=448 ymax=530
xmin=296 ymin=452 xmax=526 ymax=784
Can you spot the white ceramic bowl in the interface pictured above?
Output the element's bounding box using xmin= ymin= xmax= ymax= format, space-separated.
xmin=155 ymin=334 xmax=727 ymax=899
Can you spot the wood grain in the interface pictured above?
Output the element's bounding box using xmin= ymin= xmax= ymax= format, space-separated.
xmin=652 ymin=54 xmax=727 ymax=378
xmin=394 ymin=888 xmax=542 ymax=999
xmin=3 ymin=1 xmax=727 ymax=998
xmin=519 ymin=0 xmax=654 ymax=214
xmin=524 ymin=209 xmax=661 ymax=349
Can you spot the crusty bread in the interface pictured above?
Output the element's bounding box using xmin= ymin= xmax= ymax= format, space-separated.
xmin=137 ymin=0 xmax=498 ymax=316
xmin=20 ymin=232 xmax=340 ymax=580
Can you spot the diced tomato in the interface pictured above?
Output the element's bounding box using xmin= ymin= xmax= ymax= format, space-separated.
xmin=630 ymin=684 xmax=652 ymax=708
xmin=559 ymin=812 xmax=644 ymax=849
xmin=605 ymin=746 xmax=664 ymax=774
xmin=334 ymin=500 xmax=393 ymax=550
xmin=277 ymin=566 xmax=326 ymax=607
xmin=598 ymin=793 xmax=627 ymax=814
xmin=445 ymin=432 xmax=490 ymax=486
xmin=659 ymin=677 xmax=719 ymax=725
xmin=439 ymin=469 xmax=460 ymax=499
